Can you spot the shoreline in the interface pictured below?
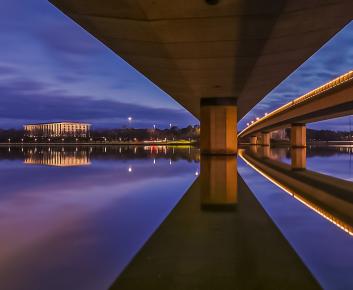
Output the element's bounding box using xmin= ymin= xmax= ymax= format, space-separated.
xmin=0 ymin=141 xmax=197 ymax=146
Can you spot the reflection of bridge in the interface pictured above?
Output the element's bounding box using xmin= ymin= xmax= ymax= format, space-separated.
xmin=239 ymin=71 xmax=353 ymax=147
xmin=240 ymin=149 xmax=353 ymax=236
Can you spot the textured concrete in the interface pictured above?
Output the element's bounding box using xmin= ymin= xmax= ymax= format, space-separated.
xmin=240 ymin=74 xmax=353 ymax=138
xmin=109 ymin=174 xmax=320 ymax=290
xmin=49 ymin=0 xmax=353 ymax=120
xmin=261 ymin=132 xmax=270 ymax=146
xmin=200 ymin=103 xmax=237 ymax=154
xmin=291 ymin=124 xmax=306 ymax=148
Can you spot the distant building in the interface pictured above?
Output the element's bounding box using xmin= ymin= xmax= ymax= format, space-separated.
xmin=270 ymin=128 xmax=288 ymax=140
xmin=24 ymin=122 xmax=91 ymax=137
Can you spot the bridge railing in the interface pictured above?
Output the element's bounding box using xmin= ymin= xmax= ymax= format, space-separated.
xmin=239 ymin=70 xmax=353 ymax=137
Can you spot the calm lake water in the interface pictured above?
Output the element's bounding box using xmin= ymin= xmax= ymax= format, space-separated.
xmin=0 ymin=145 xmax=352 ymax=289
xmin=0 ymin=146 xmax=199 ymax=290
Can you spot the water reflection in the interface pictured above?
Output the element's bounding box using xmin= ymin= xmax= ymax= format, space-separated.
xmin=112 ymin=153 xmax=318 ymax=290
xmin=200 ymin=156 xmax=237 ymax=211
xmin=0 ymin=145 xmax=199 ymax=290
xmin=24 ymin=147 xmax=91 ymax=166
xmin=238 ymin=146 xmax=353 ymax=289
xmin=241 ymin=146 xmax=353 ymax=236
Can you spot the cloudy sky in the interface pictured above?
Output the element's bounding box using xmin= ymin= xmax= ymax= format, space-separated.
xmin=0 ymin=0 xmax=352 ymax=130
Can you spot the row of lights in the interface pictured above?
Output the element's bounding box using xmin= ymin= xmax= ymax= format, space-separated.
xmin=127 ymin=116 xmax=173 ymax=129
xmin=246 ymin=112 xmax=268 ymax=127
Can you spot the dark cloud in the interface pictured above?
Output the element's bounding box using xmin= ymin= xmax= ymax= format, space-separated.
xmin=0 ymin=77 xmax=196 ymax=128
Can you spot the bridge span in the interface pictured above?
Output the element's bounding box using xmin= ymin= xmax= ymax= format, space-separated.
xmin=49 ymin=0 xmax=353 ymax=155
xmin=239 ymin=71 xmax=353 ymax=147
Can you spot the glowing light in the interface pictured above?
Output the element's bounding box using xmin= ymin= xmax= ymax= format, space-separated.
xmin=128 ymin=166 xmax=132 ymax=172
xmin=153 ymin=158 xmax=156 ymax=165
xmin=195 ymin=171 xmax=199 ymax=176
xmin=128 ymin=117 xmax=132 ymax=121
xmin=246 ymin=123 xmax=249 ymax=126
xmin=239 ymin=151 xmax=353 ymax=237
xmin=256 ymin=117 xmax=260 ymax=121
xmin=238 ymin=70 xmax=353 ymax=138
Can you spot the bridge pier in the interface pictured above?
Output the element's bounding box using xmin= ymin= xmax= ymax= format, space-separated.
xmin=200 ymin=98 xmax=237 ymax=155
xmin=291 ymin=124 xmax=306 ymax=148
xmin=261 ymin=132 xmax=270 ymax=146
xmin=250 ymin=136 xmax=257 ymax=145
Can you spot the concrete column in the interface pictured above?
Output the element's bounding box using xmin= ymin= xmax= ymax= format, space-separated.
xmin=261 ymin=132 xmax=270 ymax=146
xmin=200 ymin=155 xmax=237 ymax=211
xmin=200 ymin=97 xmax=237 ymax=155
xmin=291 ymin=124 xmax=306 ymax=148
xmin=250 ymin=136 xmax=257 ymax=145
xmin=291 ymin=147 xmax=306 ymax=170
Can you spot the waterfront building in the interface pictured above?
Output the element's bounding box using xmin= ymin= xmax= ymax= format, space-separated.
xmin=24 ymin=122 xmax=91 ymax=138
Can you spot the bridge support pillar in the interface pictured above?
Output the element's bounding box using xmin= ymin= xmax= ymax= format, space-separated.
xmin=291 ymin=124 xmax=306 ymax=148
xmin=250 ymin=136 xmax=257 ymax=145
xmin=200 ymin=97 xmax=237 ymax=155
xmin=261 ymin=132 xmax=270 ymax=146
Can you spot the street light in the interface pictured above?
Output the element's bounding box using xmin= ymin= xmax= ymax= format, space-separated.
xmin=169 ymin=123 xmax=172 ymax=129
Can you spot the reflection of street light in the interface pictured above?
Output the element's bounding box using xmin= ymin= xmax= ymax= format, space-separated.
xmin=128 ymin=166 xmax=132 ymax=173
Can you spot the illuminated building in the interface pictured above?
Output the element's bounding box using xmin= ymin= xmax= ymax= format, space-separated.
xmin=24 ymin=122 xmax=91 ymax=137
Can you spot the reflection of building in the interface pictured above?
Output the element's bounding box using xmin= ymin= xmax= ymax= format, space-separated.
xmin=24 ymin=122 xmax=91 ymax=137
xmin=24 ymin=149 xmax=90 ymax=167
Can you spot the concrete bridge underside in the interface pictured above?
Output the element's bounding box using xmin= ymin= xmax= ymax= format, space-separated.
xmin=49 ymin=0 xmax=353 ymax=154
xmin=240 ymin=76 xmax=353 ymax=137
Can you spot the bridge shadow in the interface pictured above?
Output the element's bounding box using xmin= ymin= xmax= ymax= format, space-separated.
xmin=109 ymin=155 xmax=319 ymax=290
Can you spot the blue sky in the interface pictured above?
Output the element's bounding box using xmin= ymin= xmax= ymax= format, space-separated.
xmin=0 ymin=0 xmax=352 ymax=130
